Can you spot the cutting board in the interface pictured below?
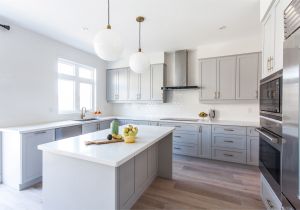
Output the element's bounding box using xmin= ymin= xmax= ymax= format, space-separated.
xmin=85 ymin=138 xmax=124 ymax=145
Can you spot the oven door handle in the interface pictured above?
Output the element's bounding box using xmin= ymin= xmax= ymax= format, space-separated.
xmin=255 ymin=128 xmax=279 ymax=144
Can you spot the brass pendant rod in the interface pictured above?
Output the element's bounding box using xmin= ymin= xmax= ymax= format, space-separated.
xmin=107 ymin=0 xmax=111 ymax=29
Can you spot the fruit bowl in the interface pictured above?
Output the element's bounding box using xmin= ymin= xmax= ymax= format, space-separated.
xmin=124 ymin=136 xmax=136 ymax=143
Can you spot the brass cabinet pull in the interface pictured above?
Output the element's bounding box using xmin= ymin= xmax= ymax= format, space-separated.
xmin=224 ymin=129 xmax=234 ymax=132
xmin=34 ymin=131 xmax=47 ymax=135
xmin=270 ymin=57 xmax=274 ymax=71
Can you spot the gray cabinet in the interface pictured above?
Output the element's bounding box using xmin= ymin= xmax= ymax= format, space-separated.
xmin=134 ymin=150 xmax=148 ymax=193
xmin=236 ymin=53 xmax=260 ymax=100
xmin=199 ymin=53 xmax=260 ymax=101
xmin=22 ymin=130 xmax=55 ymax=185
xmin=128 ymin=70 xmax=140 ymax=100
xmin=118 ymin=68 xmax=129 ymax=101
xmin=151 ymin=64 xmax=165 ymax=101
xmin=199 ymin=58 xmax=217 ymax=100
xmin=119 ymin=159 xmax=135 ymax=208
xmin=0 ymin=134 xmax=2 ymax=183
xmin=82 ymin=122 xmax=99 ymax=134
xmin=148 ymin=144 xmax=158 ymax=177
xmin=218 ymin=56 xmax=236 ymax=100
xmin=99 ymin=120 xmax=113 ymax=130
xmin=140 ymin=68 xmax=151 ymax=100
xmin=198 ymin=125 xmax=212 ymax=159
xmin=247 ymin=127 xmax=259 ymax=166
xmin=107 ymin=64 xmax=165 ymax=103
xmin=106 ymin=69 xmax=118 ymax=101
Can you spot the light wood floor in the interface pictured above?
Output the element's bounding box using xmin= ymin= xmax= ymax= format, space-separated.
xmin=0 ymin=155 xmax=264 ymax=210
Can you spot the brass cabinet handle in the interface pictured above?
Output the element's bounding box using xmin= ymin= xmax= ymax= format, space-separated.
xmin=270 ymin=57 xmax=274 ymax=71
xmin=267 ymin=57 xmax=271 ymax=71
xmin=34 ymin=131 xmax=47 ymax=135
xmin=224 ymin=140 xmax=234 ymax=143
xmin=256 ymin=90 xmax=258 ymax=99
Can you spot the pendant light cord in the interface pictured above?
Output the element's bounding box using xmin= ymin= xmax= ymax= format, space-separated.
xmin=107 ymin=0 xmax=111 ymax=29
xmin=138 ymin=22 xmax=141 ymax=52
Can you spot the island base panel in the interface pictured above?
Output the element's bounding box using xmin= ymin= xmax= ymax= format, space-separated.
xmin=42 ymin=152 xmax=118 ymax=210
xmin=158 ymin=133 xmax=173 ymax=179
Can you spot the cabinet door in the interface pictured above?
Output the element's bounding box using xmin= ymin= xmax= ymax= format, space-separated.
xmin=22 ymin=129 xmax=55 ymax=183
xmin=119 ymin=159 xmax=134 ymax=208
xmin=151 ymin=64 xmax=164 ymax=101
xmin=236 ymin=53 xmax=259 ymax=100
xmin=99 ymin=120 xmax=113 ymax=130
xmin=140 ymin=68 xmax=151 ymax=100
xmin=148 ymin=144 xmax=158 ymax=177
xmin=135 ymin=150 xmax=148 ymax=193
xmin=117 ymin=68 xmax=128 ymax=101
xmin=198 ymin=125 xmax=212 ymax=159
xmin=247 ymin=136 xmax=259 ymax=166
xmin=262 ymin=11 xmax=275 ymax=78
xmin=128 ymin=70 xmax=140 ymax=101
xmin=218 ymin=56 xmax=236 ymax=100
xmin=106 ymin=70 xmax=118 ymax=101
xmin=82 ymin=123 xmax=98 ymax=134
xmin=199 ymin=58 xmax=217 ymax=100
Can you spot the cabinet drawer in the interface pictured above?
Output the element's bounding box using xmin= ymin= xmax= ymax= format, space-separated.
xmin=127 ymin=120 xmax=149 ymax=125
xmin=212 ymin=134 xmax=246 ymax=149
xmin=173 ymin=144 xmax=198 ymax=157
xmin=173 ymin=132 xmax=198 ymax=145
xmin=212 ymin=147 xmax=246 ymax=164
xmin=261 ymin=175 xmax=282 ymax=210
xmin=160 ymin=122 xmax=200 ymax=133
xmin=247 ymin=127 xmax=259 ymax=137
xmin=25 ymin=129 xmax=55 ymax=141
xmin=212 ymin=125 xmax=246 ymax=135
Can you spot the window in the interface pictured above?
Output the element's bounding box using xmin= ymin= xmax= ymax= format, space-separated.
xmin=57 ymin=59 xmax=96 ymax=113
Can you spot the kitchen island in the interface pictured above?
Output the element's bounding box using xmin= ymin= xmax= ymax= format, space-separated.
xmin=38 ymin=125 xmax=174 ymax=210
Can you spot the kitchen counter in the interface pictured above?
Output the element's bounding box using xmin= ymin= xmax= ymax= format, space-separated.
xmin=1 ymin=116 xmax=259 ymax=134
xmin=39 ymin=125 xmax=174 ymax=210
xmin=38 ymin=125 xmax=174 ymax=167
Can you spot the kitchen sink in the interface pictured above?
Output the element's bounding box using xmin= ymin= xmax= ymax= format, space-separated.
xmin=74 ymin=118 xmax=98 ymax=122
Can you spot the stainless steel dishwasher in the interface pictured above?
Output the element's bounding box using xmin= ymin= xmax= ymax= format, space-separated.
xmin=55 ymin=125 xmax=82 ymax=140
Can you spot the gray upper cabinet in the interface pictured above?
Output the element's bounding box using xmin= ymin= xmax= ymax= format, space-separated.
xmin=128 ymin=70 xmax=140 ymax=100
xmin=106 ymin=69 xmax=118 ymax=101
xmin=118 ymin=68 xmax=129 ymax=101
xmin=200 ymin=58 xmax=217 ymax=100
xmin=218 ymin=56 xmax=236 ymax=100
xmin=236 ymin=53 xmax=260 ymax=100
xmin=151 ymin=64 xmax=165 ymax=101
xmin=140 ymin=67 xmax=151 ymax=101
xmin=199 ymin=52 xmax=260 ymax=101
xmin=107 ymin=64 xmax=165 ymax=103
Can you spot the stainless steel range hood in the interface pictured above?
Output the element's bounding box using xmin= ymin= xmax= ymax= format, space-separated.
xmin=161 ymin=50 xmax=199 ymax=90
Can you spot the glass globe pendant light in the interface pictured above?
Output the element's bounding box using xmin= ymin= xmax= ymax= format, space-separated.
xmin=93 ymin=0 xmax=123 ymax=61
xmin=129 ymin=16 xmax=150 ymax=74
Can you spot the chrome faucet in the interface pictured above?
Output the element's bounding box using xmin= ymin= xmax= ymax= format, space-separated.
xmin=80 ymin=107 xmax=87 ymax=119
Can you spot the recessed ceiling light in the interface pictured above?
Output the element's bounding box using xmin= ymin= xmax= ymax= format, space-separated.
xmin=219 ymin=25 xmax=227 ymax=30
xmin=82 ymin=26 xmax=89 ymax=31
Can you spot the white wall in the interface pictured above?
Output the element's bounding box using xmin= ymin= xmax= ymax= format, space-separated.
xmin=0 ymin=17 xmax=112 ymax=127
xmin=112 ymin=36 xmax=261 ymax=122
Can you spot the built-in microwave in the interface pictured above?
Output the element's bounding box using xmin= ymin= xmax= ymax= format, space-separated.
xmin=260 ymin=70 xmax=282 ymax=121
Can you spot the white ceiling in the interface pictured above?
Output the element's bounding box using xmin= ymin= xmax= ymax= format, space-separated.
xmin=0 ymin=0 xmax=261 ymax=56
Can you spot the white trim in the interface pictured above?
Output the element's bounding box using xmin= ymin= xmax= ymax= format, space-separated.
xmin=57 ymin=58 xmax=96 ymax=114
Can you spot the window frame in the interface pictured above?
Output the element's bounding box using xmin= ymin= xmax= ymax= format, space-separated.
xmin=57 ymin=58 xmax=96 ymax=114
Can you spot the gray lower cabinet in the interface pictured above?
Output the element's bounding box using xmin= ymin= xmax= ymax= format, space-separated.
xmin=99 ymin=120 xmax=113 ymax=130
xmin=2 ymin=129 xmax=55 ymax=190
xmin=82 ymin=122 xmax=99 ymax=134
xmin=126 ymin=120 xmax=150 ymax=125
xmin=247 ymin=127 xmax=259 ymax=166
xmin=199 ymin=52 xmax=260 ymax=101
xmin=261 ymin=174 xmax=282 ymax=209
xmin=198 ymin=125 xmax=212 ymax=159
xmin=118 ymin=143 xmax=158 ymax=209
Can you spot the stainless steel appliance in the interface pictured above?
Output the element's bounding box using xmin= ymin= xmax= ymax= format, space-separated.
xmin=281 ymin=1 xmax=300 ymax=209
xmin=258 ymin=71 xmax=283 ymax=200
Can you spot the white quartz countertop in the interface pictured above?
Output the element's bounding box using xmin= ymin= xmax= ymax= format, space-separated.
xmin=0 ymin=116 xmax=259 ymax=133
xmin=38 ymin=125 xmax=174 ymax=167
